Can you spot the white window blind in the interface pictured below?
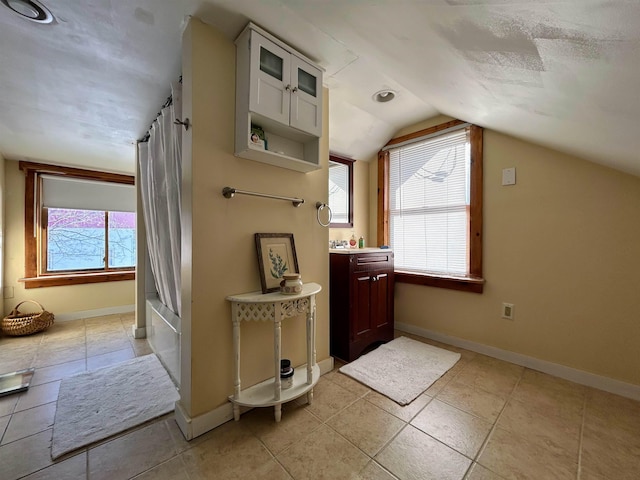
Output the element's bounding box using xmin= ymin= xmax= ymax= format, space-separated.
xmin=389 ymin=127 xmax=470 ymax=276
xmin=41 ymin=175 xmax=135 ymax=213
xmin=328 ymin=162 xmax=348 ymax=223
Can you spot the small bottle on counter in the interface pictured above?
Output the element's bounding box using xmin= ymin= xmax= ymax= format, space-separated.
xmin=349 ymin=234 xmax=357 ymax=248
xmin=358 ymin=236 xmax=364 ymax=248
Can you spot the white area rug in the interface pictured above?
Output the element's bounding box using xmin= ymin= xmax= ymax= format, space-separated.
xmin=339 ymin=336 xmax=461 ymax=405
xmin=52 ymin=354 xmax=179 ymax=459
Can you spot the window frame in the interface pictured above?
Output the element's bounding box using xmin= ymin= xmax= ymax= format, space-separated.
xmin=19 ymin=161 xmax=136 ymax=289
xmin=377 ymin=119 xmax=484 ymax=293
xmin=328 ymin=154 xmax=354 ymax=228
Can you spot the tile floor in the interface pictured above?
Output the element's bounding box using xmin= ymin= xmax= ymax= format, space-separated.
xmin=1 ymin=319 xmax=639 ymax=479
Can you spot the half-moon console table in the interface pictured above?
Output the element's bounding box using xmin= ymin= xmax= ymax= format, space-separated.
xmin=226 ymin=282 xmax=321 ymax=422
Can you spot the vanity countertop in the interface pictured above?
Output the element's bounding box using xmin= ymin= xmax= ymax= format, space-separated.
xmin=329 ymin=247 xmax=392 ymax=254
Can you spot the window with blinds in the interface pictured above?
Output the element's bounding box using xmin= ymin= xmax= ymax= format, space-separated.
xmin=388 ymin=127 xmax=470 ymax=276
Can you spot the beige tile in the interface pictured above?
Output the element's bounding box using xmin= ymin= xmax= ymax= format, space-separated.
xmin=511 ymin=369 xmax=586 ymax=419
xmin=133 ymin=456 xmax=190 ymax=480
xmin=88 ymin=420 xmax=179 ymax=480
xmin=84 ymin=314 xmax=122 ymax=325
xmin=465 ymin=463 xmax=506 ymax=480
xmin=300 ymin=377 xmax=359 ymax=421
xmin=2 ymin=402 xmax=56 ymax=444
xmin=376 ymin=424 xmax=471 ymax=480
xmin=365 ymin=390 xmax=431 ymax=422
xmin=252 ymin=459 xmax=294 ymax=480
xmin=580 ymin=420 xmax=640 ymax=480
xmin=411 ymin=399 xmax=492 ymax=458
xmin=15 ymin=381 xmax=61 ymax=412
xmin=277 ymin=424 xmax=369 ymax=480
xmin=497 ymin=397 xmax=582 ymax=456
xmin=584 ymin=389 xmax=640 ymax=436
xmin=31 ymin=359 xmax=86 ymax=386
xmin=23 ymin=452 xmax=87 ymax=479
xmin=424 ymin=373 xmax=454 ymax=396
xmin=86 ymin=331 xmax=131 ymax=357
xmin=357 ymin=460 xmax=397 ymax=480
xmin=328 ymin=398 xmax=405 ymax=456
xmin=325 ymin=369 xmax=372 ymax=397
xmin=164 ymin=417 xmax=191 ymax=454
xmin=87 ymin=347 xmax=135 ymax=370
xmin=0 ymin=394 xmax=18 ymax=417
xmin=0 ymin=335 xmax=43 ymax=349
xmin=0 ymin=344 xmax=38 ymax=371
xmin=437 ymin=379 xmax=508 ymax=422
xmin=86 ymin=319 xmax=126 ymax=336
xmin=0 ymin=414 xmax=9 ymax=442
xmin=0 ymin=429 xmax=53 ymax=479
xmin=131 ymin=338 xmax=154 ymax=357
xmin=578 ymin=468 xmax=609 ymax=480
xmin=181 ymin=420 xmax=276 ymax=480
xmin=454 ymin=358 xmax=522 ymax=397
xmin=478 ymin=427 xmax=577 ymax=480
xmin=34 ymin=343 xmax=86 ymax=368
xmin=243 ymin=401 xmax=321 ymax=455
xmin=42 ymin=320 xmax=86 ymax=342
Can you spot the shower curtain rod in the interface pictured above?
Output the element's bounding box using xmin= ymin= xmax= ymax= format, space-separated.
xmin=222 ymin=187 xmax=305 ymax=207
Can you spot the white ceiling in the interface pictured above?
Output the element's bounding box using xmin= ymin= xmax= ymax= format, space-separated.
xmin=0 ymin=0 xmax=639 ymax=176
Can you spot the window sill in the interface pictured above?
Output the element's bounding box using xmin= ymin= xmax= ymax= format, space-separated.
xmin=395 ymin=271 xmax=484 ymax=293
xmin=19 ymin=271 xmax=135 ymax=289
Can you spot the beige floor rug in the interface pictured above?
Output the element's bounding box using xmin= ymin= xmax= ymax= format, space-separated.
xmin=52 ymin=354 xmax=179 ymax=459
xmin=339 ymin=336 xmax=460 ymax=405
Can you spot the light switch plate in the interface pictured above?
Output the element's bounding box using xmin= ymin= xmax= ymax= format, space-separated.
xmin=502 ymin=167 xmax=516 ymax=186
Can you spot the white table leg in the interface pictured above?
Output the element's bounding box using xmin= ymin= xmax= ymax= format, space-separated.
xmin=233 ymin=404 xmax=240 ymax=421
xmin=307 ymin=389 xmax=313 ymax=405
xmin=274 ymin=403 xmax=282 ymax=422
xmin=232 ymin=307 xmax=241 ymax=421
xmin=274 ymin=304 xmax=282 ymax=401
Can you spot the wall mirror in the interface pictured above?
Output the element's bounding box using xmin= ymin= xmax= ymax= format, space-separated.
xmin=328 ymin=154 xmax=354 ymax=228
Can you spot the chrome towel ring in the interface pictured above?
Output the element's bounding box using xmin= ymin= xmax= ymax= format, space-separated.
xmin=316 ymin=202 xmax=332 ymax=227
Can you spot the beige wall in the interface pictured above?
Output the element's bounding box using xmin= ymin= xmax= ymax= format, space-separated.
xmin=0 ymin=152 xmax=4 ymax=316
xmin=370 ymin=115 xmax=640 ymax=386
xmin=181 ymin=19 xmax=330 ymax=417
xmin=3 ymin=160 xmax=135 ymax=316
xmin=329 ymin=159 xmax=371 ymax=246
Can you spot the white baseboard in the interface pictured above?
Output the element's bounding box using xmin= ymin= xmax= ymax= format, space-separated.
xmin=396 ymin=322 xmax=640 ymax=402
xmin=173 ymin=356 xmax=335 ymax=441
xmin=54 ymin=304 xmax=135 ymax=322
xmin=132 ymin=326 xmax=146 ymax=339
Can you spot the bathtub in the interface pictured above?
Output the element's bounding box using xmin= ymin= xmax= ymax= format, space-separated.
xmin=146 ymin=295 xmax=181 ymax=388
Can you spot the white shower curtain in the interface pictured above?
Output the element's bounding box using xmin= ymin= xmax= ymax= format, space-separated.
xmin=137 ymin=83 xmax=182 ymax=316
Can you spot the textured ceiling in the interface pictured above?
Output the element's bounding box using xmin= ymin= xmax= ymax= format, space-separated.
xmin=0 ymin=0 xmax=638 ymax=175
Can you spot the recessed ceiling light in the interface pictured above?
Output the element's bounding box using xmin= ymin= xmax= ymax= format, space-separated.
xmin=373 ymin=90 xmax=396 ymax=103
xmin=1 ymin=0 xmax=54 ymax=24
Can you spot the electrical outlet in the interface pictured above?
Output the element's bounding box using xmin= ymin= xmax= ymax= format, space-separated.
xmin=502 ymin=303 xmax=514 ymax=320
xmin=502 ymin=167 xmax=516 ymax=186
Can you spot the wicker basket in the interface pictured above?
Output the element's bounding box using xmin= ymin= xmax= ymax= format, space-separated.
xmin=1 ymin=300 xmax=54 ymax=336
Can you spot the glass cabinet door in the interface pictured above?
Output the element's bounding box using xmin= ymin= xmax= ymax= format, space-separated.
xmin=249 ymin=30 xmax=291 ymax=126
xmin=290 ymin=56 xmax=322 ymax=137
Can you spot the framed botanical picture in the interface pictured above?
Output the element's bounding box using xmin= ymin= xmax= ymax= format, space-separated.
xmin=255 ymin=233 xmax=299 ymax=293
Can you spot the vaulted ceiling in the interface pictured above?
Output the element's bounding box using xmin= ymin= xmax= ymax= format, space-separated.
xmin=1 ymin=1 xmax=638 ymax=175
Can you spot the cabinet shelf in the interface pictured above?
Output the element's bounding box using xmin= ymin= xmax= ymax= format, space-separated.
xmin=228 ymin=364 xmax=320 ymax=408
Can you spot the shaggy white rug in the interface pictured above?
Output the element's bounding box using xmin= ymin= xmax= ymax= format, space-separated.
xmin=339 ymin=336 xmax=461 ymax=405
xmin=52 ymin=354 xmax=179 ymax=459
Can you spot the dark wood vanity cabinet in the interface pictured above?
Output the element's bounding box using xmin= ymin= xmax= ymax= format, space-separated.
xmin=330 ymin=251 xmax=395 ymax=362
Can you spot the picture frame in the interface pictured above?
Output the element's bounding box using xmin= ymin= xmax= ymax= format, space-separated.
xmin=255 ymin=233 xmax=299 ymax=293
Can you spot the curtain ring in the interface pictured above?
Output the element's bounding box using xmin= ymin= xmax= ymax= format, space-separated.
xmin=315 ymin=202 xmax=332 ymax=227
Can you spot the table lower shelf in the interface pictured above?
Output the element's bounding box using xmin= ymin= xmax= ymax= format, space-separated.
xmin=229 ymin=364 xmax=320 ymax=408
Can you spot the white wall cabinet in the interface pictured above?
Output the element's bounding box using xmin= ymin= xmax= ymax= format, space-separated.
xmin=235 ymin=23 xmax=323 ymax=173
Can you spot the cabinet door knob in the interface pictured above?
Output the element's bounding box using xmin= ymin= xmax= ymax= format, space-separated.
xmin=372 ymin=276 xmax=378 ymax=282
xmin=292 ymin=87 xmax=298 ymax=93
xmin=285 ymin=84 xmax=291 ymax=91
